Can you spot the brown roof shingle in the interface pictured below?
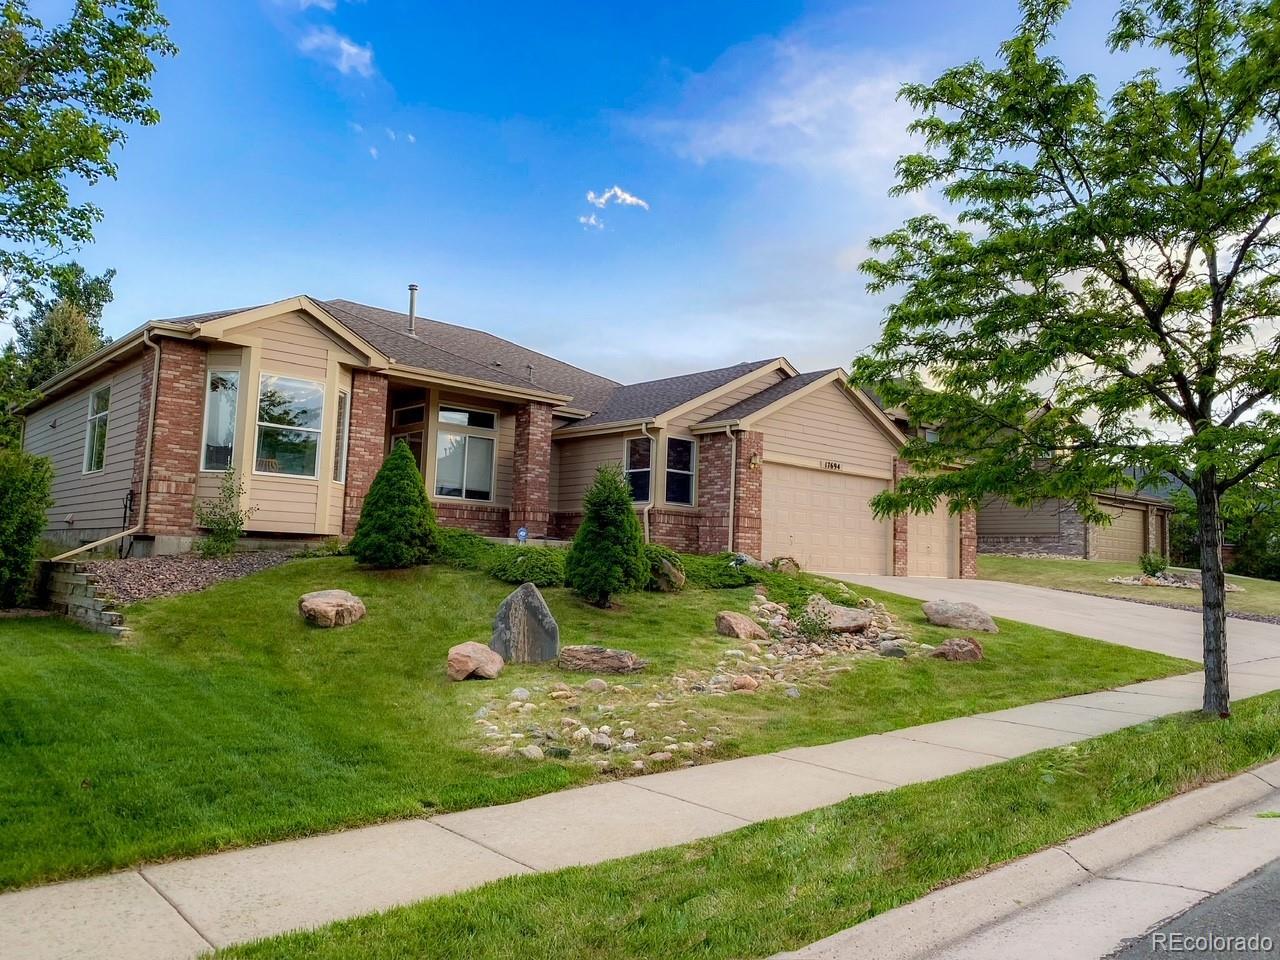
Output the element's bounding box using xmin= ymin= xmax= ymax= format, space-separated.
xmin=566 ymin=359 xmax=781 ymax=429
xmin=699 ymin=369 xmax=836 ymax=425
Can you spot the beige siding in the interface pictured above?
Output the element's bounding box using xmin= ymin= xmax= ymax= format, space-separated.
xmin=758 ymin=381 xmax=897 ymax=479
xmin=977 ymin=497 xmax=1065 ymax=536
xmin=23 ymin=354 xmax=149 ymax=539
xmin=555 ymin=431 xmax=641 ymax=512
xmin=195 ymin=345 xmax=246 ymax=502
xmin=667 ymin=368 xmax=787 ymax=432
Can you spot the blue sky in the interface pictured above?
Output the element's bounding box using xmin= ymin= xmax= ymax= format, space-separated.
xmin=42 ymin=0 xmax=1133 ymax=382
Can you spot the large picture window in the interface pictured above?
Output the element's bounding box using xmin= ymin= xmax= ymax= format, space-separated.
xmin=201 ymin=371 xmax=239 ymax=471
xmin=625 ymin=437 xmax=651 ymax=502
xmin=435 ymin=404 xmax=496 ymax=501
xmin=255 ymin=374 xmax=324 ymax=478
xmin=83 ymin=385 xmax=110 ymax=473
xmin=666 ymin=437 xmax=695 ymax=505
xmin=333 ymin=390 xmax=350 ymax=483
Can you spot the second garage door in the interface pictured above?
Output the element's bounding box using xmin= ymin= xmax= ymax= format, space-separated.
xmin=760 ymin=463 xmax=892 ymax=574
xmin=907 ymin=508 xmax=959 ymax=577
xmin=1092 ymin=506 xmax=1147 ymax=562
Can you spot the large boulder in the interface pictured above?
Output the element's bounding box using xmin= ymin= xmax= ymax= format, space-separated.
xmin=805 ymin=595 xmax=874 ymax=634
xmin=716 ymin=610 xmax=769 ymax=641
xmin=298 ymin=590 xmax=366 ymax=627
xmin=559 ymin=644 xmax=648 ymax=674
xmin=491 ymin=582 xmax=560 ymax=663
xmin=653 ymin=558 xmax=687 ymax=593
xmin=447 ymin=641 xmax=505 ymax=681
xmin=929 ymin=636 xmax=985 ymax=662
xmin=921 ymin=600 xmax=999 ymax=633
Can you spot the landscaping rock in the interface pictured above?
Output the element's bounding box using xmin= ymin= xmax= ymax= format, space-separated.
xmin=878 ymin=639 xmax=908 ymax=658
xmin=298 ymin=589 xmax=366 ymax=628
xmin=510 ymin=687 xmax=531 ymax=702
xmin=446 ymin=641 xmax=505 ymax=681
xmin=771 ymin=556 xmax=801 ymax=575
xmin=518 ymin=745 xmax=544 ymax=761
xmin=653 ymin=557 xmax=687 ymax=593
xmin=921 ymin=600 xmax=998 ymax=633
xmin=716 ymin=610 xmax=769 ymax=642
xmin=581 ymin=677 xmax=609 ymax=693
xmin=805 ymin=595 xmax=873 ymax=634
xmin=784 ymin=686 xmax=801 ymax=699
xmin=731 ymin=675 xmax=760 ymax=692
xmin=591 ymin=732 xmax=614 ymax=751
xmin=560 ymin=645 xmax=649 ymax=674
xmin=546 ymin=745 xmax=572 ymax=759
xmin=650 ymin=751 xmax=673 ymax=762
xmin=491 ymin=582 xmax=560 ymax=663
xmin=929 ymin=636 xmax=985 ymax=661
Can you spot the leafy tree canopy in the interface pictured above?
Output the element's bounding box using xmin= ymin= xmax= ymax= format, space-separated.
xmin=13 ymin=262 xmax=114 ymax=387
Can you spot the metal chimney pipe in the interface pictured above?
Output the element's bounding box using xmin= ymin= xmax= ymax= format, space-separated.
xmin=407 ymin=283 xmax=419 ymax=336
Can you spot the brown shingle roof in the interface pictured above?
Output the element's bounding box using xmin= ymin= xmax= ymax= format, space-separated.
xmin=567 ymin=359 xmax=781 ymax=429
xmin=700 ymin=369 xmax=836 ymax=425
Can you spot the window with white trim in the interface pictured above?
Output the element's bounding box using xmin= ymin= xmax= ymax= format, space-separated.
xmin=83 ymin=385 xmax=110 ymax=473
xmin=201 ymin=371 xmax=239 ymax=471
xmin=625 ymin=436 xmax=651 ymax=502
xmin=333 ymin=389 xmax=350 ymax=483
xmin=665 ymin=437 xmax=695 ymax=505
xmin=254 ymin=374 xmax=324 ymax=478
xmin=435 ymin=404 xmax=496 ymax=501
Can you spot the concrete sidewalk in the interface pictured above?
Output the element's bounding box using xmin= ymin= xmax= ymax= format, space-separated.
xmin=780 ymin=762 xmax=1280 ymax=960
xmin=7 ymin=655 xmax=1280 ymax=960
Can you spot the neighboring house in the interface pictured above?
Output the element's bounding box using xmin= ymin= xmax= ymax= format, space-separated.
xmin=20 ymin=293 xmax=976 ymax=577
xmin=978 ymin=493 xmax=1173 ymax=561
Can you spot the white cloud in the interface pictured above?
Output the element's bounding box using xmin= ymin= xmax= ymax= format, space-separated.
xmin=385 ymin=128 xmax=396 ymax=141
xmin=298 ymin=26 xmax=375 ymax=77
xmin=578 ymin=213 xmax=604 ymax=230
xmin=369 ymin=146 xmax=379 ymax=160
xmin=348 ymin=121 xmax=363 ymax=134
xmin=298 ymin=0 xmax=336 ymax=9
xmin=406 ymin=133 xmax=416 ymax=144
xmin=586 ymin=185 xmax=650 ymax=210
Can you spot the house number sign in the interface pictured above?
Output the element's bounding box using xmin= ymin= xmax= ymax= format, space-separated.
xmin=820 ymin=460 xmax=843 ymax=471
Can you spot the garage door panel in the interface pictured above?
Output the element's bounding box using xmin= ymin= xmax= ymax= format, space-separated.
xmin=1093 ymin=507 xmax=1147 ymax=562
xmin=908 ymin=508 xmax=959 ymax=578
xmin=761 ymin=464 xmax=891 ymax=575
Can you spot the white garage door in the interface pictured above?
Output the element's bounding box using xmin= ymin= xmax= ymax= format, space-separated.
xmin=761 ymin=463 xmax=892 ymax=575
xmin=907 ymin=508 xmax=959 ymax=577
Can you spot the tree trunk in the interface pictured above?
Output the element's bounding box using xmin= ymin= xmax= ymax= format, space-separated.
xmin=1196 ymin=477 xmax=1231 ymax=716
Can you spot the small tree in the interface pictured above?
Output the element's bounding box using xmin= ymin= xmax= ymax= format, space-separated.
xmin=349 ymin=440 xmax=437 ymax=568
xmin=193 ymin=468 xmax=255 ymax=558
xmin=566 ymin=463 xmax=647 ymax=607
xmin=0 ymin=347 xmax=37 ymax=450
xmin=0 ymin=449 xmax=53 ymax=607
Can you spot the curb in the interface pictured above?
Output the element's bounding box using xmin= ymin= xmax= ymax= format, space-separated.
xmin=775 ymin=758 xmax=1280 ymax=960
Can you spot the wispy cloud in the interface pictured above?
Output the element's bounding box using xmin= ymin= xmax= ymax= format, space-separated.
xmin=406 ymin=133 xmax=416 ymax=144
xmin=578 ymin=213 xmax=604 ymax=230
xmin=369 ymin=146 xmax=379 ymax=160
xmin=385 ymin=128 xmax=397 ymax=141
xmin=586 ymin=185 xmax=650 ymax=210
xmin=298 ymin=0 xmax=336 ymax=9
xmin=298 ymin=26 xmax=375 ymax=77
xmin=348 ymin=121 xmax=363 ymax=134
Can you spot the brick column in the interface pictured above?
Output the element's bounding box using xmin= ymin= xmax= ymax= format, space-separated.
xmin=510 ymin=401 xmax=553 ymax=537
xmin=733 ymin=431 xmax=764 ymax=559
xmin=892 ymin=458 xmax=910 ymax=576
xmin=342 ymin=371 xmax=388 ymax=535
xmin=960 ymin=507 xmax=978 ymax=578
xmin=141 ymin=339 xmax=206 ymax=535
xmin=697 ymin=432 xmax=732 ymax=553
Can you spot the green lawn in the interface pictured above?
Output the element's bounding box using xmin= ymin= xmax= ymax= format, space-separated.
xmin=978 ymin=554 xmax=1280 ymax=617
xmin=0 ymin=557 xmax=1191 ymax=890
xmin=221 ymin=694 xmax=1280 ymax=960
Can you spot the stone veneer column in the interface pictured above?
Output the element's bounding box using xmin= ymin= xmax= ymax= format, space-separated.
xmin=141 ymin=339 xmax=206 ymax=536
xmin=733 ymin=431 xmax=764 ymax=559
xmin=892 ymin=458 xmax=910 ymax=576
xmin=511 ymin=401 xmax=553 ymax=537
xmin=342 ymin=371 xmax=389 ymax=535
xmin=959 ymin=507 xmax=978 ymax=578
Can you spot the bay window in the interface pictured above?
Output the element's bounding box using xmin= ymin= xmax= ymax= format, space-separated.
xmin=666 ymin=437 xmax=695 ymax=505
xmin=435 ymin=404 xmax=495 ymax=501
xmin=625 ymin=436 xmax=651 ymax=502
xmin=201 ymin=371 xmax=239 ymax=471
xmin=255 ymin=374 xmax=324 ymax=478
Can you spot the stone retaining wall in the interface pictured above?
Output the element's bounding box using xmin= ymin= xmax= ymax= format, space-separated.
xmin=35 ymin=561 xmax=130 ymax=640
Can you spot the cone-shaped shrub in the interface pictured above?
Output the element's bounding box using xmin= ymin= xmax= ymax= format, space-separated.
xmin=0 ymin=449 xmax=53 ymax=606
xmin=565 ymin=462 xmax=647 ymax=607
xmin=349 ymin=440 xmax=437 ymax=568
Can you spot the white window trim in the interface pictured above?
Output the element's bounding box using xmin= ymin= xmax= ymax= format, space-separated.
xmin=82 ymin=385 xmax=111 ymax=475
xmin=333 ymin=389 xmax=351 ymax=484
xmin=624 ymin=436 xmax=652 ymax=504
xmin=665 ymin=436 xmax=697 ymax=507
xmin=252 ymin=372 xmax=326 ymax=481
xmin=200 ymin=369 xmax=241 ymax=473
xmin=433 ymin=402 xmax=499 ymax=502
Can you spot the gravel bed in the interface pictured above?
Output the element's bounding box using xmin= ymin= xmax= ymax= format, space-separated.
xmin=85 ymin=551 xmax=298 ymax=605
xmin=1054 ymin=586 xmax=1280 ymax=626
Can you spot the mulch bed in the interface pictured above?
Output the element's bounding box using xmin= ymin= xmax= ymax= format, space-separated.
xmin=84 ymin=551 xmax=298 ymax=605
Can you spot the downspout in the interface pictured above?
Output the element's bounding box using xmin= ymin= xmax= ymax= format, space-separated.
xmin=723 ymin=424 xmax=737 ymax=553
xmin=51 ymin=331 xmax=162 ymax=562
xmin=639 ymin=420 xmax=657 ymax=543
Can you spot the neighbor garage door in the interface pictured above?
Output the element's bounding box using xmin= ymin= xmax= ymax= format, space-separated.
xmin=761 ymin=463 xmax=891 ymax=574
xmin=1092 ymin=506 xmax=1147 ymax=562
xmin=907 ymin=508 xmax=959 ymax=577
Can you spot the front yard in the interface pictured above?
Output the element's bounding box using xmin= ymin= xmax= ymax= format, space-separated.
xmin=978 ymin=554 xmax=1280 ymax=619
xmin=0 ymin=556 xmax=1191 ymax=890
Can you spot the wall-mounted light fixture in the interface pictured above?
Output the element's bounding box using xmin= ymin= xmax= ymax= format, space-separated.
xmin=750 ymin=452 xmax=762 ymax=470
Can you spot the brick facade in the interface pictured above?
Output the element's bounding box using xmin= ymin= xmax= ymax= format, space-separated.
xmin=696 ymin=432 xmax=733 ymax=553
xmin=977 ymin=502 xmax=1089 ymax=558
xmin=892 ymin=459 xmax=909 ymax=576
xmin=141 ymin=339 xmax=206 ymax=535
xmin=342 ymin=371 xmax=389 ymax=536
xmin=649 ymin=508 xmax=701 ymax=553
xmin=437 ymin=502 xmax=510 ymax=538
xmin=510 ymin=401 xmax=553 ymax=537
xmin=960 ymin=507 xmax=978 ymax=578
xmin=128 ymin=350 xmax=156 ymax=526
xmin=733 ymin=431 xmax=764 ymax=559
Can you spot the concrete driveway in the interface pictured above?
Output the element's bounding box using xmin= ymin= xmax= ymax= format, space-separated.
xmin=839 ymin=575 xmax=1280 ymax=666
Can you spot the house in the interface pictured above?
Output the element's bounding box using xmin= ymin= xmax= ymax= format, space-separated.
xmin=978 ymin=493 xmax=1173 ymax=561
xmin=19 ymin=292 xmax=976 ymax=578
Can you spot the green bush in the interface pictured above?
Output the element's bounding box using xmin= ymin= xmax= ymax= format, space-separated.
xmin=565 ymin=463 xmax=647 ymax=606
xmin=0 ymin=449 xmax=53 ymax=606
xmin=435 ymin=528 xmax=493 ymax=571
xmin=486 ymin=545 xmax=566 ymax=587
xmin=643 ymin=543 xmax=685 ymax=591
xmin=679 ymin=552 xmax=757 ymax=589
xmin=193 ymin=468 xmax=255 ymax=558
xmin=349 ymin=440 xmax=437 ymax=568
xmin=1139 ymin=552 xmax=1169 ymax=577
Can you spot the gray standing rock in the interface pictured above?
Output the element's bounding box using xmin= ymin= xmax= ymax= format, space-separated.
xmin=921 ymin=600 xmax=999 ymax=633
xmin=560 ymin=645 xmax=649 ymax=674
xmin=491 ymin=582 xmax=560 ymax=663
xmin=298 ymin=590 xmax=366 ymax=628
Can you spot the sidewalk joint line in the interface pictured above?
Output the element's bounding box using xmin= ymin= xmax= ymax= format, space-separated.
xmin=1098 ymin=874 xmax=1216 ymax=896
xmin=136 ymin=868 xmax=217 ymax=951
xmin=428 ymin=822 xmax=541 ymax=874
xmin=619 ymin=780 xmax=753 ymax=823
xmin=1055 ymin=846 xmax=1094 ymax=876
xmin=773 ymin=755 xmax=905 ymax=788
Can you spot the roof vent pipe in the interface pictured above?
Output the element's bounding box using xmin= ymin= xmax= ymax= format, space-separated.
xmin=407 ymin=283 xmax=419 ymax=336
